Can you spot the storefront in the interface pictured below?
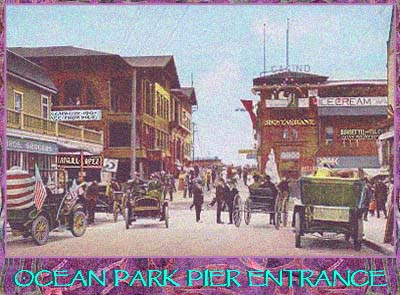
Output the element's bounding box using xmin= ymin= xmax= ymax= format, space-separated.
xmin=6 ymin=136 xmax=58 ymax=171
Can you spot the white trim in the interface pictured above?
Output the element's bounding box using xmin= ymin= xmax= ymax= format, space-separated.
xmin=13 ymin=90 xmax=24 ymax=113
xmin=41 ymin=94 xmax=49 ymax=119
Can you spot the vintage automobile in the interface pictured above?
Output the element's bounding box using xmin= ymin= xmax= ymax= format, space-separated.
xmin=293 ymin=175 xmax=365 ymax=251
xmin=124 ymin=180 xmax=169 ymax=229
xmin=7 ymin=167 xmax=87 ymax=245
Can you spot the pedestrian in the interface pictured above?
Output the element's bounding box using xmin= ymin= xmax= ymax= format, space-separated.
xmin=191 ymin=178 xmax=204 ymax=223
xmin=237 ymin=166 xmax=242 ymax=179
xmin=188 ymin=170 xmax=194 ymax=198
xmin=224 ymin=179 xmax=237 ymax=224
xmin=277 ymin=177 xmax=289 ymax=222
xmin=242 ymin=167 xmax=248 ymax=186
xmin=183 ymin=173 xmax=189 ymax=198
xmin=211 ymin=167 xmax=217 ymax=184
xmin=362 ymin=178 xmax=373 ymax=221
xmin=374 ymin=179 xmax=388 ymax=218
xmin=208 ymin=177 xmax=226 ymax=224
xmin=206 ymin=170 xmax=212 ymax=191
xmin=167 ymin=175 xmax=176 ymax=201
xmin=85 ymin=180 xmax=98 ymax=225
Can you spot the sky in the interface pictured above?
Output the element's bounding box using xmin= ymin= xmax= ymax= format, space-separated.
xmin=6 ymin=5 xmax=392 ymax=165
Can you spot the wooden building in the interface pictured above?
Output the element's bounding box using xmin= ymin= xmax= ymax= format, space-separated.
xmin=252 ymin=71 xmax=389 ymax=178
xmin=6 ymin=49 xmax=103 ymax=176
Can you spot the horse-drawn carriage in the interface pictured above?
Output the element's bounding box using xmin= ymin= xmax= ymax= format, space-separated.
xmin=7 ymin=167 xmax=87 ymax=245
xmin=231 ymin=180 xmax=287 ymax=229
xmin=293 ymin=175 xmax=365 ymax=251
xmin=123 ymin=179 xmax=169 ymax=229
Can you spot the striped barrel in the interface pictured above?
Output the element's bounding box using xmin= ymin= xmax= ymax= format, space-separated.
xmin=7 ymin=167 xmax=35 ymax=210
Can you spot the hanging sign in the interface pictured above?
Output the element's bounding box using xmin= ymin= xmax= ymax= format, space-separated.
xmin=103 ymin=158 xmax=119 ymax=173
xmin=50 ymin=110 xmax=102 ymax=121
xmin=57 ymin=154 xmax=103 ymax=168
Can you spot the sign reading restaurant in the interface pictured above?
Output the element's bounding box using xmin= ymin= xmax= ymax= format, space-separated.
xmin=50 ymin=110 xmax=102 ymax=121
xmin=265 ymin=119 xmax=316 ymax=127
xmin=318 ymin=97 xmax=387 ymax=107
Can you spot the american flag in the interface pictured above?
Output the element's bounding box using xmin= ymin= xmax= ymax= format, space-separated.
xmin=33 ymin=164 xmax=47 ymax=211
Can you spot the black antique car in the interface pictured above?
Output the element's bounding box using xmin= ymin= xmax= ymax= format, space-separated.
xmin=7 ymin=168 xmax=87 ymax=245
xmin=124 ymin=180 xmax=169 ymax=229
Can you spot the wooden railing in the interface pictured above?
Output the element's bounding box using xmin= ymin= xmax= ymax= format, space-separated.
xmin=7 ymin=109 xmax=103 ymax=145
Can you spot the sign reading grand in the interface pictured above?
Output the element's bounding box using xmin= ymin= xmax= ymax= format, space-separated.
xmin=50 ymin=110 xmax=102 ymax=121
xmin=318 ymin=97 xmax=387 ymax=107
xmin=265 ymin=119 xmax=316 ymax=127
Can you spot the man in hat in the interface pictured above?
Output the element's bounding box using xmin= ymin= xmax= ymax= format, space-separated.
xmin=85 ymin=180 xmax=98 ymax=225
xmin=192 ymin=178 xmax=204 ymax=223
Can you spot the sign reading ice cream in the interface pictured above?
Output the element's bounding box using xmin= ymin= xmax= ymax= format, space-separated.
xmin=50 ymin=110 xmax=102 ymax=121
xmin=318 ymin=97 xmax=387 ymax=107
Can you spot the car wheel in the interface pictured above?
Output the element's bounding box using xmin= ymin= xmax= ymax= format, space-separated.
xmin=70 ymin=210 xmax=87 ymax=237
xmin=32 ymin=215 xmax=50 ymax=245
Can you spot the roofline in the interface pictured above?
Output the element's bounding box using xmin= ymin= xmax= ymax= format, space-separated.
xmin=8 ymin=71 xmax=57 ymax=94
xmin=8 ymin=46 xmax=118 ymax=58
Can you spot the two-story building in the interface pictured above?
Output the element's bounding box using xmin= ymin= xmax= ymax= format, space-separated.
xmin=251 ymin=70 xmax=389 ymax=178
xmin=6 ymin=49 xmax=103 ymax=178
xmin=9 ymin=46 xmax=134 ymax=181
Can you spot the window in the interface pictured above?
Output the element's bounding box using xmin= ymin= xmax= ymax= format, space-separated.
xmin=292 ymin=129 xmax=298 ymax=140
xmin=283 ymin=129 xmax=289 ymax=140
xmin=87 ymin=84 xmax=96 ymax=105
xmin=41 ymin=95 xmax=49 ymax=119
xmin=109 ymin=123 xmax=131 ymax=147
xmin=14 ymin=91 xmax=23 ymax=112
xmin=325 ymin=126 xmax=334 ymax=144
xmin=64 ymin=80 xmax=82 ymax=106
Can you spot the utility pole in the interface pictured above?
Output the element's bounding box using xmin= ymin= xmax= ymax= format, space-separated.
xmin=192 ymin=122 xmax=196 ymax=162
xmin=263 ymin=23 xmax=266 ymax=74
xmin=286 ymin=18 xmax=290 ymax=69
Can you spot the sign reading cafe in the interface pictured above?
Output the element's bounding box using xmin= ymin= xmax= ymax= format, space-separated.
xmin=50 ymin=110 xmax=102 ymax=121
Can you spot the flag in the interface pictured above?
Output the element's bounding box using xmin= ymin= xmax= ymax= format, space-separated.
xmin=33 ymin=164 xmax=47 ymax=211
xmin=241 ymin=100 xmax=257 ymax=129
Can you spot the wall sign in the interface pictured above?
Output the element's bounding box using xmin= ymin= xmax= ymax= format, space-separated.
xmin=50 ymin=110 xmax=102 ymax=121
xmin=57 ymin=154 xmax=103 ymax=168
xmin=270 ymin=64 xmax=311 ymax=73
xmin=281 ymin=151 xmax=300 ymax=160
xmin=318 ymin=97 xmax=387 ymax=107
xmin=103 ymin=158 xmax=119 ymax=173
xmin=7 ymin=136 xmax=58 ymax=155
xmin=340 ymin=128 xmax=384 ymax=140
xmin=265 ymin=119 xmax=316 ymax=127
xmin=266 ymin=97 xmax=309 ymax=108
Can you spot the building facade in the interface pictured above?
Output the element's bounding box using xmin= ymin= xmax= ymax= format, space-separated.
xmin=252 ymin=71 xmax=389 ymax=178
xmin=9 ymin=46 xmax=135 ymax=181
xmin=6 ymin=50 xmax=103 ymax=178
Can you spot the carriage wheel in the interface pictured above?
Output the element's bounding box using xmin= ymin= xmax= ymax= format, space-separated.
xmin=164 ymin=206 xmax=169 ymax=228
xmin=124 ymin=208 xmax=130 ymax=229
xmin=32 ymin=215 xmax=50 ymax=245
xmin=244 ymin=199 xmax=251 ymax=225
xmin=274 ymin=199 xmax=280 ymax=230
xmin=233 ymin=194 xmax=242 ymax=228
xmin=295 ymin=212 xmax=302 ymax=248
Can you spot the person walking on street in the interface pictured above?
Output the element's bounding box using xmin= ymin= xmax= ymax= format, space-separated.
xmin=384 ymin=178 xmax=394 ymax=244
xmin=242 ymin=167 xmax=248 ymax=186
xmin=362 ymin=178 xmax=373 ymax=221
xmin=224 ymin=179 xmax=237 ymax=224
xmin=237 ymin=166 xmax=242 ymax=179
xmin=191 ymin=179 xmax=204 ymax=223
xmin=85 ymin=180 xmax=98 ymax=225
xmin=183 ymin=173 xmax=189 ymax=198
xmin=374 ymin=179 xmax=388 ymax=218
xmin=167 ymin=175 xmax=176 ymax=201
xmin=205 ymin=170 xmax=212 ymax=191
xmin=208 ymin=177 xmax=226 ymax=224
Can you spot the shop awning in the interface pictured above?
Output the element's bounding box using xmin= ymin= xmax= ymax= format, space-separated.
xmin=7 ymin=136 xmax=58 ymax=155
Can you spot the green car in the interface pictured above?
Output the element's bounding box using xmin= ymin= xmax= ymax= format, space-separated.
xmin=293 ymin=176 xmax=365 ymax=251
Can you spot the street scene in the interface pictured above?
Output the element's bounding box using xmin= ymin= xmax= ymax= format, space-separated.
xmin=5 ymin=6 xmax=395 ymax=257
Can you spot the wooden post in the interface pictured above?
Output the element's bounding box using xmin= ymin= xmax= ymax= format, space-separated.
xmin=130 ymin=70 xmax=137 ymax=179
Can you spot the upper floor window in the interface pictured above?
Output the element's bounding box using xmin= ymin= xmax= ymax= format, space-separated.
xmin=64 ymin=80 xmax=82 ymax=106
xmin=87 ymin=83 xmax=96 ymax=105
xmin=14 ymin=91 xmax=23 ymax=112
xmin=283 ymin=129 xmax=289 ymax=140
xmin=325 ymin=126 xmax=334 ymax=144
xmin=41 ymin=95 xmax=49 ymax=119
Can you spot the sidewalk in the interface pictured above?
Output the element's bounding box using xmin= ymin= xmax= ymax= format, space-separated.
xmin=362 ymin=215 xmax=394 ymax=255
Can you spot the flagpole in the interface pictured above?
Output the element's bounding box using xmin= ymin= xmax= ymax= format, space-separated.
xmin=263 ymin=23 xmax=266 ymax=74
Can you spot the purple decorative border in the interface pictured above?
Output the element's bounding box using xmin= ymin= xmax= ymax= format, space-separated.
xmin=0 ymin=1 xmax=398 ymax=295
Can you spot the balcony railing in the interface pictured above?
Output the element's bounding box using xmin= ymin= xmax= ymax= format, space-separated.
xmin=7 ymin=109 xmax=103 ymax=145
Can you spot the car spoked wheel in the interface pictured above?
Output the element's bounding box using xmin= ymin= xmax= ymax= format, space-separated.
xmin=32 ymin=215 xmax=50 ymax=245
xmin=71 ymin=210 xmax=87 ymax=237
